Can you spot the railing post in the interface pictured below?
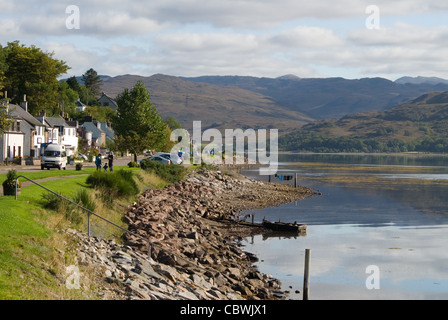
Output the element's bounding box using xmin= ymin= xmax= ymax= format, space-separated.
xmin=15 ymin=178 xmax=20 ymax=200
xmin=87 ymin=212 xmax=91 ymax=237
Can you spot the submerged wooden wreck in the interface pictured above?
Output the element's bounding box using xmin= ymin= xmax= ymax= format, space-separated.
xmin=235 ymin=216 xmax=307 ymax=236
xmin=261 ymin=219 xmax=307 ymax=233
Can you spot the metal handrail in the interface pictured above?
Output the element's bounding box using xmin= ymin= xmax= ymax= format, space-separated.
xmin=14 ymin=175 xmax=208 ymax=270
xmin=15 ymin=175 xmax=152 ymax=256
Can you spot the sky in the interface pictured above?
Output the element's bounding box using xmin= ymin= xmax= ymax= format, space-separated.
xmin=1 ymin=0 xmax=448 ymax=81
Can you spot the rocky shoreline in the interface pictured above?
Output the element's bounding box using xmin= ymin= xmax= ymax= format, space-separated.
xmin=69 ymin=168 xmax=317 ymax=300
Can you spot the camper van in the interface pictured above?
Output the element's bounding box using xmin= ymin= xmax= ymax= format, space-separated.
xmin=41 ymin=144 xmax=67 ymax=170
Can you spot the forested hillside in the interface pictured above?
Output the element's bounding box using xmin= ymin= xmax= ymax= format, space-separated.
xmin=279 ymin=91 xmax=448 ymax=153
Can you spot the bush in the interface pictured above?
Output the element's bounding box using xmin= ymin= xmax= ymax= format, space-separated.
xmin=85 ymin=170 xmax=139 ymax=198
xmin=140 ymin=159 xmax=186 ymax=183
xmin=72 ymin=189 xmax=96 ymax=212
xmin=42 ymin=192 xmax=82 ymax=225
xmin=2 ymin=169 xmax=22 ymax=195
xmin=127 ymin=161 xmax=139 ymax=168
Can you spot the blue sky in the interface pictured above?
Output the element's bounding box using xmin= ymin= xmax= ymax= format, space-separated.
xmin=1 ymin=0 xmax=448 ymax=80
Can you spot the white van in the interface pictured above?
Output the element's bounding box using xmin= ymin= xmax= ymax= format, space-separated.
xmin=41 ymin=144 xmax=67 ymax=170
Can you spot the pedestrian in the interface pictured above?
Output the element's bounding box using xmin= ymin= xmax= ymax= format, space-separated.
xmin=108 ymin=151 xmax=114 ymax=172
xmin=103 ymin=163 xmax=108 ymax=172
xmin=95 ymin=154 xmax=102 ymax=171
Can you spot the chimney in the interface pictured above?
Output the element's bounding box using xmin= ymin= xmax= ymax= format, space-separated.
xmin=36 ymin=110 xmax=46 ymax=125
xmin=21 ymin=94 xmax=28 ymax=112
xmin=3 ymin=91 xmax=8 ymax=112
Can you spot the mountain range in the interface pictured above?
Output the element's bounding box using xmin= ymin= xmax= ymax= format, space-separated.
xmin=279 ymin=90 xmax=448 ymax=153
xmin=98 ymin=73 xmax=448 ymax=133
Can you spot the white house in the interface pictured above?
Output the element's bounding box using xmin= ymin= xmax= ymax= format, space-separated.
xmin=0 ymin=103 xmax=25 ymax=162
xmin=9 ymin=99 xmax=48 ymax=158
xmin=75 ymin=99 xmax=87 ymax=112
xmin=36 ymin=116 xmax=78 ymax=156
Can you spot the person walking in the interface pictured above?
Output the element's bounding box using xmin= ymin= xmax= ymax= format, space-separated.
xmin=95 ymin=154 xmax=102 ymax=171
xmin=108 ymin=151 xmax=114 ymax=172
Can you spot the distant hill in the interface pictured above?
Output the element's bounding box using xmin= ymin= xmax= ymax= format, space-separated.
xmin=100 ymin=74 xmax=313 ymax=132
xmin=97 ymin=73 xmax=448 ymax=134
xmin=279 ymin=91 xmax=448 ymax=153
xmin=183 ymin=75 xmax=448 ymax=120
xmin=395 ymin=76 xmax=448 ymax=86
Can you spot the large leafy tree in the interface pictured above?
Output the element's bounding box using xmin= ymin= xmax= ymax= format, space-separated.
xmin=112 ymin=81 xmax=167 ymax=162
xmin=0 ymin=45 xmax=11 ymax=137
xmin=82 ymin=68 xmax=102 ymax=104
xmin=2 ymin=41 xmax=69 ymax=115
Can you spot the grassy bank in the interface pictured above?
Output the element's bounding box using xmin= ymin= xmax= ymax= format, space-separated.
xmin=0 ymin=165 xmax=167 ymax=299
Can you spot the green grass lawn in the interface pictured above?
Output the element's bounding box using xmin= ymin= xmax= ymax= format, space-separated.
xmin=0 ymin=165 xmax=143 ymax=300
xmin=0 ymin=199 xmax=52 ymax=299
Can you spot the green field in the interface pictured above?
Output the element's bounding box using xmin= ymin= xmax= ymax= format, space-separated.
xmin=0 ymin=165 xmax=155 ymax=300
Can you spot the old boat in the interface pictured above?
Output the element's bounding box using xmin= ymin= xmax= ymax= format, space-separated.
xmin=262 ymin=219 xmax=307 ymax=232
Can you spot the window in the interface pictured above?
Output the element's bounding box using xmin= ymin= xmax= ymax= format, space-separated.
xmin=44 ymin=151 xmax=61 ymax=157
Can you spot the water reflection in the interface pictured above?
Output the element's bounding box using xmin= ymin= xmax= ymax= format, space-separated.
xmin=240 ymin=153 xmax=448 ymax=300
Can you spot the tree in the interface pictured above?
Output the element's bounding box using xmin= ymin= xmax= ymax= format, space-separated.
xmin=112 ymin=81 xmax=167 ymax=162
xmin=0 ymin=44 xmax=7 ymax=96
xmin=0 ymin=101 xmax=12 ymax=138
xmin=82 ymin=68 xmax=102 ymax=104
xmin=55 ymin=81 xmax=79 ymax=117
xmin=164 ymin=116 xmax=182 ymax=130
xmin=2 ymin=41 xmax=69 ymax=115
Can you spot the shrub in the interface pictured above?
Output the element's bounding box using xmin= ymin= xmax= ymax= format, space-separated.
xmin=2 ymin=169 xmax=22 ymax=195
xmin=72 ymin=189 xmax=96 ymax=212
xmin=140 ymin=159 xmax=186 ymax=183
xmin=85 ymin=170 xmax=139 ymax=198
xmin=127 ymin=161 xmax=139 ymax=168
xmin=42 ymin=192 xmax=82 ymax=225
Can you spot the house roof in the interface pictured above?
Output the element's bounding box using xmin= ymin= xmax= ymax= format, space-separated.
xmin=99 ymin=122 xmax=114 ymax=139
xmin=99 ymin=92 xmax=118 ymax=108
xmin=75 ymin=99 xmax=86 ymax=107
xmin=45 ymin=117 xmax=72 ymax=128
xmin=9 ymin=104 xmax=47 ymax=127
xmin=82 ymin=122 xmax=104 ymax=139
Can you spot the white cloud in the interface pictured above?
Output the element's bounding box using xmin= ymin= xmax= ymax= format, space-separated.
xmin=1 ymin=0 xmax=448 ymax=79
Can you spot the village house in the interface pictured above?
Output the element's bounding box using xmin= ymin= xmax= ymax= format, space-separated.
xmin=9 ymin=97 xmax=48 ymax=158
xmin=75 ymin=99 xmax=87 ymax=112
xmin=0 ymin=103 xmax=25 ymax=163
xmin=36 ymin=114 xmax=79 ymax=157
xmin=0 ymin=95 xmax=49 ymax=162
xmin=98 ymin=92 xmax=118 ymax=110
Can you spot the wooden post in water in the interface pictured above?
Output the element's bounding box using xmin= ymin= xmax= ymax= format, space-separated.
xmin=295 ymin=173 xmax=298 ymax=187
xmin=303 ymin=249 xmax=311 ymax=300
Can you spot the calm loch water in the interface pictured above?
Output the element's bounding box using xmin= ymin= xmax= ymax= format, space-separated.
xmin=241 ymin=153 xmax=448 ymax=300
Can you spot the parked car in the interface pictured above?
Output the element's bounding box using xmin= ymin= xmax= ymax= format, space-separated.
xmin=155 ymin=152 xmax=182 ymax=165
xmin=78 ymin=152 xmax=88 ymax=161
xmin=140 ymin=155 xmax=171 ymax=166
